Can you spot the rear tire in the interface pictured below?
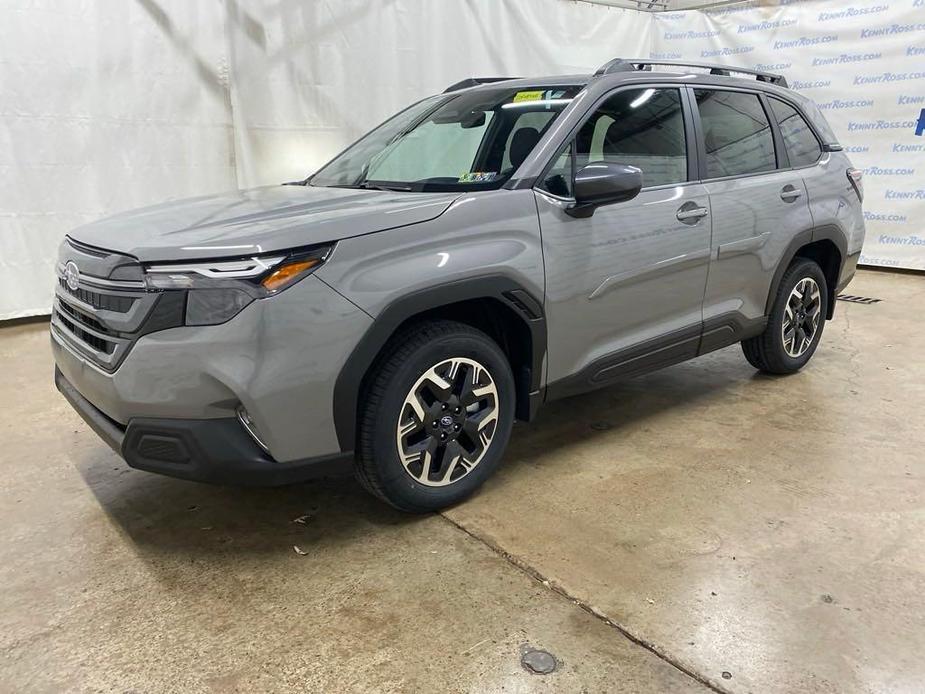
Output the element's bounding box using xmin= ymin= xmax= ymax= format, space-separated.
xmin=355 ymin=320 xmax=515 ymax=513
xmin=742 ymin=258 xmax=829 ymax=375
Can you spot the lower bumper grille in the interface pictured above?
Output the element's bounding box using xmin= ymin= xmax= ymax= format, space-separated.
xmin=55 ymin=310 xmax=116 ymax=355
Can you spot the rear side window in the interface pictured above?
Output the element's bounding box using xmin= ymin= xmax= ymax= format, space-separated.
xmin=694 ymin=90 xmax=775 ymax=178
xmin=769 ymin=98 xmax=822 ymax=168
xmin=575 ymin=88 xmax=688 ymax=188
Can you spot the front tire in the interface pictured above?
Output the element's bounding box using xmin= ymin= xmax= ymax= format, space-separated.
xmin=742 ymin=258 xmax=829 ymax=374
xmin=355 ymin=320 xmax=515 ymax=512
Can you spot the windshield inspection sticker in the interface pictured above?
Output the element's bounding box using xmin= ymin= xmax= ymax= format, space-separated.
xmin=459 ymin=172 xmax=498 ymax=183
xmin=513 ymin=90 xmax=544 ymax=103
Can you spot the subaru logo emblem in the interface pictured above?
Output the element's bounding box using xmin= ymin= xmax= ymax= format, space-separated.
xmin=440 ymin=415 xmax=453 ymax=427
xmin=64 ymin=261 xmax=80 ymax=291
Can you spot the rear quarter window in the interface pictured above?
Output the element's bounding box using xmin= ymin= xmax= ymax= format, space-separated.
xmin=769 ymin=98 xmax=822 ymax=168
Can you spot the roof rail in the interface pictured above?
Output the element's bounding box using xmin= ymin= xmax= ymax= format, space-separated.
xmin=443 ymin=77 xmax=519 ymax=93
xmin=594 ymin=58 xmax=788 ymax=88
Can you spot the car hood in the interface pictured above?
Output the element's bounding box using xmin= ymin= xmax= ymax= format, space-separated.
xmin=67 ymin=185 xmax=461 ymax=262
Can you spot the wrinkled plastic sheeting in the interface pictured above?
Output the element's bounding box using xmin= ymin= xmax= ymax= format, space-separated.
xmin=6 ymin=0 xmax=924 ymax=320
xmin=0 ymin=0 xmax=651 ymax=321
xmin=0 ymin=0 xmax=235 ymax=320
xmin=223 ymin=0 xmax=652 ymax=188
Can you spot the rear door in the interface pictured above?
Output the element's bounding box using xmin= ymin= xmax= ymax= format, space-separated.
xmin=535 ymin=86 xmax=712 ymax=397
xmin=692 ymin=87 xmax=813 ymax=351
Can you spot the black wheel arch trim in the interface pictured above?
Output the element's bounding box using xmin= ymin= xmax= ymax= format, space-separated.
xmin=332 ymin=274 xmax=547 ymax=452
xmin=765 ymin=224 xmax=848 ymax=320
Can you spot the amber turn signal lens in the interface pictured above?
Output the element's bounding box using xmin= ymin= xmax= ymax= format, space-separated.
xmin=260 ymin=258 xmax=321 ymax=292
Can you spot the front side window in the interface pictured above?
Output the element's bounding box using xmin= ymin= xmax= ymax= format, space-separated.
xmin=538 ymin=87 xmax=688 ymax=196
xmin=694 ymin=90 xmax=776 ymax=178
xmin=310 ymin=85 xmax=581 ymax=192
xmin=539 ymin=143 xmax=574 ymax=198
xmin=769 ymin=97 xmax=822 ymax=168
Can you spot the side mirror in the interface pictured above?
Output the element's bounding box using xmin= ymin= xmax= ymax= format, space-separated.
xmin=567 ymin=162 xmax=643 ymax=218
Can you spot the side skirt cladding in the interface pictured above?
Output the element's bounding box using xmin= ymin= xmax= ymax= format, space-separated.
xmin=331 ymin=275 xmax=547 ymax=453
xmin=544 ymin=313 xmax=767 ymax=403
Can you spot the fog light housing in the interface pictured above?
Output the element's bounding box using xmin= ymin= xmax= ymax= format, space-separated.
xmin=236 ymin=405 xmax=270 ymax=455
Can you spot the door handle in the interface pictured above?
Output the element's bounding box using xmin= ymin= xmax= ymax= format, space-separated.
xmin=676 ymin=206 xmax=709 ymax=222
xmin=780 ymin=187 xmax=803 ymax=202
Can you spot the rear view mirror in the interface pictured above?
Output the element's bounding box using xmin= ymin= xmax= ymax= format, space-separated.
xmin=460 ymin=111 xmax=487 ymax=129
xmin=567 ymin=162 xmax=643 ymax=218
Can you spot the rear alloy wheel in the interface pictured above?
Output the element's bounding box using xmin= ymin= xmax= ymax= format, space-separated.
xmin=781 ymin=277 xmax=823 ymax=358
xmin=742 ymin=257 xmax=829 ymax=374
xmin=356 ymin=321 xmax=515 ymax=512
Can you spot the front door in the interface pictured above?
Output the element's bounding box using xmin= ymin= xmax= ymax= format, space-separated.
xmin=536 ymin=86 xmax=711 ymax=398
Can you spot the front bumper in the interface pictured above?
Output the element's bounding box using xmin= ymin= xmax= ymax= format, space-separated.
xmin=56 ymin=368 xmax=350 ymax=485
xmin=52 ymin=271 xmax=373 ymax=476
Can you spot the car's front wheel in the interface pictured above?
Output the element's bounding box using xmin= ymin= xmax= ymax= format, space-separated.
xmin=355 ymin=320 xmax=515 ymax=512
xmin=742 ymin=257 xmax=829 ymax=374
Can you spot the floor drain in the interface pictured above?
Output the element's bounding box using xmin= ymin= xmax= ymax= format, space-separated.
xmin=521 ymin=648 xmax=558 ymax=675
xmin=837 ymin=294 xmax=881 ymax=304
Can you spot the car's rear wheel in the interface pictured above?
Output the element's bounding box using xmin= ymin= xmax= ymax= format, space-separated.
xmin=742 ymin=257 xmax=829 ymax=374
xmin=355 ymin=320 xmax=515 ymax=512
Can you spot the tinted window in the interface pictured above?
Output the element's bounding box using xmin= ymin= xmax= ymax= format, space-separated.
xmin=573 ymin=88 xmax=688 ymax=188
xmin=538 ymin=142 xmax=574 ymax=198
xmin=694 ymin=90 xmax=776 ymax=178
xmin=769 ymin=98 xmax=822 ymax=168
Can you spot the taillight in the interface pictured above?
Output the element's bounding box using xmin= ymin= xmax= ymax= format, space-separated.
xmin=847 ymin=168 xmax=864 ymax=202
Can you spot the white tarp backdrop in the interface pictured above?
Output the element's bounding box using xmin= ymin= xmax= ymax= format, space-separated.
xmin=1 ymin=0 xmax=236 ymax=320
xmin=0 ymin=0 xmax=921 ymax=320
xmin=0 ymin=0 xmax=649 ymax=320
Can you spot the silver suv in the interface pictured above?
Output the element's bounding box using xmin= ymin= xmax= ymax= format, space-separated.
xmin=52 ymin=59 xmax=865 ymax=512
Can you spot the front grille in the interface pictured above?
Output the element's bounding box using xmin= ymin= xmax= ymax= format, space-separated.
xmin=57 ymin=301 xmax=114 ymax=336
xmin=58 ymin=277 xmax=135 ymax=313
xmin=55 ymin=311 xmax=116 ymax=355
xmin=53 ymin=243 xmax=186 ymax=371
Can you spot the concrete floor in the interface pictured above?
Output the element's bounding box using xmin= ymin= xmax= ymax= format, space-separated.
xmin=1 ymin=269 xmax=923 ymax=693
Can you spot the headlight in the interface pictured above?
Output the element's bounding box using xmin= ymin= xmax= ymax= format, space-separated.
xmin=144 ymin=245 xmax=332 ymax=326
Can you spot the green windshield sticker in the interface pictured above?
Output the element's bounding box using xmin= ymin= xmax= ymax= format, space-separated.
xmin=459 ymin=172 xmax=498 ymax=183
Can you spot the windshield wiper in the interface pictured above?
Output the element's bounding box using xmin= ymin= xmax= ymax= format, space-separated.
xmin=335 ymin=181 xmax=413 ymax=192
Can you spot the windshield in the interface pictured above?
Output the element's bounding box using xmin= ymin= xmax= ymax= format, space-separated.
xmin=310 ymin=85 xmax=582 ymax=192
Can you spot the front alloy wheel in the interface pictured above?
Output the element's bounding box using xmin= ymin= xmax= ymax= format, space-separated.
xmin=355 ymin=320 xmax=515 ymax=512
xmin=396 ymin=357 xmax=499 ymax=487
